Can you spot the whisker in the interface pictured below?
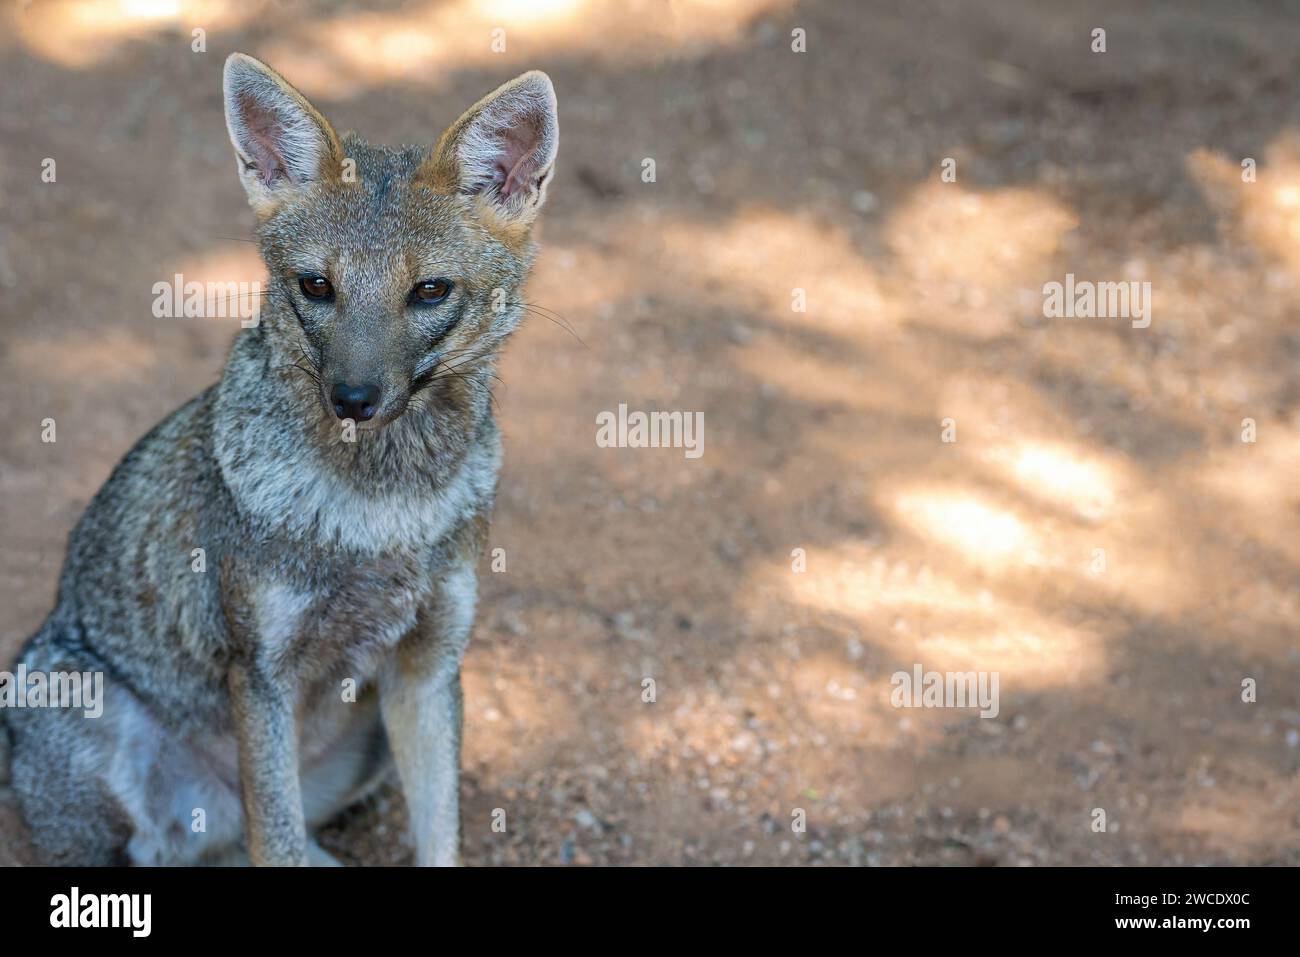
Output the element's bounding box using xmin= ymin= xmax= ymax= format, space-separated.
xmin=275 ymin=361 xmax=321 ymax=386
xmin=422 ymin=360 xmax=503 ymax=415
xmin=410 ymin=348 xmax=500 ymax=397
xmin=515 ymin=299 xmax=586 ymax=347
xmin=410 ymin=348 xmax=501 ymax=416
xmin=178 ymin=289 xmax=275 ymax=315
xmin=294 ymin=340 xmax=322 ymax=374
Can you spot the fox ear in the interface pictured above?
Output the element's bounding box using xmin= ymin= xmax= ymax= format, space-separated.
xmin=222 ymin=53 xmax=341 ymax=215
xmin=425 ymin=71 xmax=559 ymax=228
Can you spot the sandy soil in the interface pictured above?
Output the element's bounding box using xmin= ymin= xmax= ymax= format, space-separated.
xmin=2 ymin=0 xmax=1299 ymax=865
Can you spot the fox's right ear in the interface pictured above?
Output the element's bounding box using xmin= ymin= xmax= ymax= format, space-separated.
xmin=222 ymin=53 xmax=341 ymax=216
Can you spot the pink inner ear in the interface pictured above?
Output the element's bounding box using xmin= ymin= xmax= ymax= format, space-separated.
xmin=495 ymin=122 xmax=542 ymax=200
xmin=236 ymin=93 xmax=291 ymax=187
xmin=500 ymin=151 xmax=534 ymax=199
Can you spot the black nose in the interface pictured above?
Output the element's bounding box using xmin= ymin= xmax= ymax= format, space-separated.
xmin=330 ymin=382 xmax=381 ymax=422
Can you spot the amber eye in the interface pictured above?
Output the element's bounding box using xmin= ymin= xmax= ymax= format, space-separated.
xmin=299 ymin=275 xmax=333 ymax=300
xmin=411 ymin=279 xmax=452 ymax=304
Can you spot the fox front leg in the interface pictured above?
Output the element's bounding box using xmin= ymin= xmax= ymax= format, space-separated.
xmin=229 ymin=660 xmax=310 ymax=867
xmin=381 ymin=565 xmax=476 ymax=866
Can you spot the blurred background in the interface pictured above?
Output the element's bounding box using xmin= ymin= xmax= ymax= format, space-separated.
xmin=2 ymin=0 xmax=1299 ymax=865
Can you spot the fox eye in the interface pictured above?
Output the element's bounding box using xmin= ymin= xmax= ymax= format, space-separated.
xmin=411 ymin=279 xmax=452 ymax=305
xmin=299 ymin=275 xmax=333 ymax=301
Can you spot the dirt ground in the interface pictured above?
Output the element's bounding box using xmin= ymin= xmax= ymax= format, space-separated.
xmin=2 ymin=0 xmax=1299 ymax=866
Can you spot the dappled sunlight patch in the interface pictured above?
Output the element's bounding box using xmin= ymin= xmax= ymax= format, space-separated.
xmin=1198 ymin=421 xmax=1300 ymax=499
xmin=780 ymin=549 xmax=995 ymax=620
xmin=473 ymin=0 xmax=586 ymax=24
xmin=1188 ymin=132 xmax=1300 ymax=276
xmin=752 ymin=547 xmax=1105 ymax=689
xmin=882 ymin=477 xmax=1192 ymax=618
xmin=891 ymin=488 xmax=1038 ymax=568
xmin=166 ymin=246 xmax=264 ymax=297
xmin=915 ymin=625 xmax=1101 ymax=686
xmin=9 ymin=0 xmax=790 ymax=87
xmin=1196 ymin=425 xmax=1300 ymax=563
xmin=521 ymin=240 xmax=658 ymax=356
xmin=257 ymin=0 xmax=792 ymax=98
xmin=8 ymin=0 xmax=249 ymax=68
xmin=886 ymin=182 xmax=1075 ymax=335
xmin=658 ymin=206 xmax=900 ymax=335
xmin=980 ymin=440 xmax=1119 ymax=522
xmin=888 ymin=182 xmax=1076 ymax=287
xmin=931 ymin=373 xmax=1049 ymax=450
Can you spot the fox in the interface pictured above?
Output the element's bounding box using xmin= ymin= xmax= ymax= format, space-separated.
xmin=0 ymin=53 xmax=559 ymax=865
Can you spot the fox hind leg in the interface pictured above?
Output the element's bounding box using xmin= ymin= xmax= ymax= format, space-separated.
xmin=9 ymin=633 xmax=243 ymax=866
xmin=8 ymin=700 xmax=135 ymax=866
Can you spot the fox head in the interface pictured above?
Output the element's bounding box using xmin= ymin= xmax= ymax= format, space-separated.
xmin=221 ymin=53 xmax=557 ymax=434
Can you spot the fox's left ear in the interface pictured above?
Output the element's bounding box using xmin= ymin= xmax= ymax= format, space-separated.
xmin=424 ymin=71 xmax=559 ymax=227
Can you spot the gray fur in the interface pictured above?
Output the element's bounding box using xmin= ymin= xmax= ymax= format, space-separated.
xmin=4 ymin=54 xmax=557 ymax=865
